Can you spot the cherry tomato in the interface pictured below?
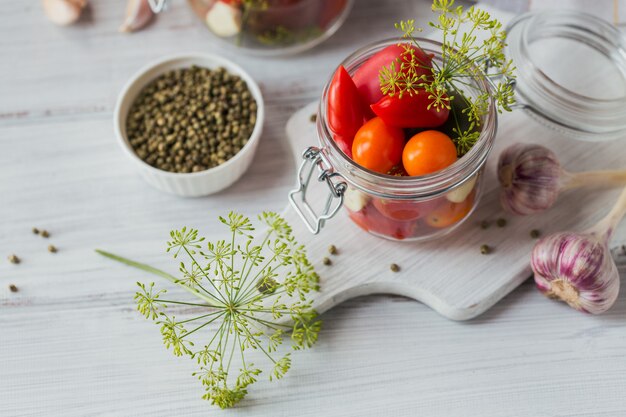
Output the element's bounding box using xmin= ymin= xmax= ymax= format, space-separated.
xmin=373 ymin=196 xmax=443 ymax=221
xmin=371 ymin=91 xmax=449 ymax=128
xmin=352 ymin=117 xmax=405 ymax=174
xmin=348 ymin=204 xmax=417 ymax=240
xmin=352 ymin=44 xmax=433 ymax=105
xmin=425 ymin=191 xmax=475 ymax=228
xmin=402 ymin=130 xmax=457 ymax=176
xmin=326 ymin=65 xmax=370 ymax=158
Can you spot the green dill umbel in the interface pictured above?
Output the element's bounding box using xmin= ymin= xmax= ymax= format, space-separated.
xmin=379 ymin=0 xmax=516 ymax=156
xmin=97 ymin=212 xmax=321 ymax=409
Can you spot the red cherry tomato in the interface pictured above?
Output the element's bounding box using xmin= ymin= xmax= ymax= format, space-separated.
xmin=352 ymin=44 xmax=434 ymax=105
xmin=352 ymin=117 xmax=405 ymax=174
xmin=373 ymin=196 xmax=444 ymax=221
xmin=326 ymin=65 xmax=370 ymax=158
xmin=348 ymin=204 xmax=417 ymax=240
xmin=371 ymin=91 xmax=449 ymax=128
xmin=402 ymin=130 xmax=457 ymax=176
xmin=425 ymin=190 xmax=476 ymax=228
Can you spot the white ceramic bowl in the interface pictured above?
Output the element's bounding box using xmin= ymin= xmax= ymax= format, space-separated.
xmin=113 ymin=53 xmax=264 ymax=197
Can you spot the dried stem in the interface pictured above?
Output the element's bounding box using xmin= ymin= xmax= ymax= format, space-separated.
xmin=562 ymin=169 xmax=626 ymax=191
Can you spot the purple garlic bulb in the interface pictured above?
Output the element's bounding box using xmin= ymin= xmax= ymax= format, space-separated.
xmin=498 ymin=143 xmax=626 ymax=216
xmin=498 ymin=143 xmax=563 ymax=215
xmin=531 ymin=232 xmax=620 ymax=314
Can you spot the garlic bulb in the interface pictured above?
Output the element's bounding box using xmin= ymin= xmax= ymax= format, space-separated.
xmin=498 ymin=143 xmax=626 ymax=215
xmin=446 ymin=174 xmax=477 ymax=203
xmin=42 ymin=0 xmax=87 ymax=26
xmin=531 ymin=186 xmax=626 ymax=314
xmin=120 ymin=0 xmax=154 ymax=33
xmin=344 ymin=186 xmax=369 ymax=212
xmin=206 ymin=1 xmax=242 ymax=38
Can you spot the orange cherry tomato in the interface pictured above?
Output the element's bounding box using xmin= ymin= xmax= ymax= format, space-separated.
xmin=352 ymin=117 xmax=405 ymax=174
xmin=425 ymin=191 xmax=475 ymax=228
xmin=402 ymin=130 xmax=457 ymax=176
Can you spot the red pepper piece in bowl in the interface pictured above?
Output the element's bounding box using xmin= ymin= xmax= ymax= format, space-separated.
xmin=352 ymin=44 xmax=433 ymax=105
xmin=326 ymin=65 xmax=370 ymax=158
xmin=371 ymin=92 xmax=449 ymax=128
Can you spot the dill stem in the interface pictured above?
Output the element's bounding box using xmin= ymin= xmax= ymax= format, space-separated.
xmin=96 ymin=249 xmax=223 ymax=307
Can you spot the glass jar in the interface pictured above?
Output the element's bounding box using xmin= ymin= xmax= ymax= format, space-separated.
xmin=289 ymin=10 xmax=626 ymax=241
xmin=289 ymin=38 xmax=497 ymax=242
xmin=187 ymin=0 xmax=354 ymax=56
xmin=505 ymin=11 xmax=626 ymax=141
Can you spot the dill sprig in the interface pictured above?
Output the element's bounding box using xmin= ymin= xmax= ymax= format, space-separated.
xmin=97 ymin=212 xmax=321 ymax=409
xmin=380 ymin=0 xmax=516 ymax=156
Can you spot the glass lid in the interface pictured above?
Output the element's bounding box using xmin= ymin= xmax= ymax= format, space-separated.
xmin=505 ymin=10 xmax=626 ymax=141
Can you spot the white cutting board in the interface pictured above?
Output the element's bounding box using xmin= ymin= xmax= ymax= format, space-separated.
xmin=279 ymin=6 xmax=626 ymax=320
xmin=283 ymin=101 xmax=626 ymax=321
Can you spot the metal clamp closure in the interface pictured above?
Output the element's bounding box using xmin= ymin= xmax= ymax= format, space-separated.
xmin=289 ymin=147 xmax=347 ymax=234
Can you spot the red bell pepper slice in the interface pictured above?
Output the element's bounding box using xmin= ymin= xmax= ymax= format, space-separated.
xmin=352 ymin=43 xmax=434 ymax=105
xmin=370 ymin=91 xmax=449 ymax=128
xmin=326 ymin=65 xmax=370 ymax=158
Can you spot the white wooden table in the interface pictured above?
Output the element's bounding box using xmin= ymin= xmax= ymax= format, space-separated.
xmin=1 ymin=1 xmax=626 ymax=416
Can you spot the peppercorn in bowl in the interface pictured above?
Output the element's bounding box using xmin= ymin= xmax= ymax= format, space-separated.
xmin=114 ymin=53 xmax=264 ymax=197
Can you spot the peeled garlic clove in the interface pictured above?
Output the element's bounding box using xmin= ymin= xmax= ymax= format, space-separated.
xmin=120 ymin=0 xmax=154 ymax=33
xmin=531 ymin=232 xmax=620 ymax=314
xmin=43 ymin=0 xmax=87 ymax=26
xmin=344 ymin=186 xmax=369 ymax=212
xmin=206 ymin=1 xmax=242 ymax=37
xmin=498 ymin=143 xmax=562 ymax=215
xmin=446 ymin=175 xmax=477 ymax=203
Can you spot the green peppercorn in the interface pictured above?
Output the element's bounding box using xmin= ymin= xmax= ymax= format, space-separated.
xmin=328 ymin=245 xmax=337 ymax=255
xmin=390 ymin=263 xmax=400 ymax=272
xmin=496 ymin=218 xmax=507 ymax=228
xmin=9 ymin=284 xmax=18 ymax=293
xmin=125 ymin=66 xmax=257 ymax=174
xmin=41 ymin=230 xmax=50 ymax=238
xmin=310 ymin=113 xmax=317 ymax=123
xmin=530 ymin=229 xmax=541 ymax=239
xmin=480 ymin=244 xmax=491 ymax=255
xmin=323 ymin=257 xmax=332 ymax=266
xmin=32 ymin=227 xmax=40 ymax=235
xmin=48 ymin=245 xmax=58 ymax=253
xmin=8 ymin=254 xmax=20 ymax=264
xmin=480 ymin=220 xmax=490 ymax=229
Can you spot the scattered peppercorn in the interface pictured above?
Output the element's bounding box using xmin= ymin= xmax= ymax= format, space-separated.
xmin=328 ymin=245 xmax=337 ymax=255
xmin=480 ymin=220 xmax=490 ymax=229
xmin=530 ymin=229 xmax=541 ymax=239
xmin=9 ymin=284 xmax=18 ymax=293
xmin=8 ymin=254 xmax=20 ymax=264
xmin=41 ymin=230 xmax=50 ymax=238
xmin=32 ymin=227 xmax=40 ymax=235
xmin=390 ymin=263 xmax=400 ymax=272
xmin=323 ymin=257 xmax=332 ymax=266
xmin=496 ymin=218 xmax=507 ymax=228
xmin=48 ymin=244 xmax=58 ymax=253
xmin=125 ymin=66 xmax=257 ymax=174
xmin=480 ymin=244 xmax=491 ymax=255
xmin=310 ymin=113 xmax=317 ymax=123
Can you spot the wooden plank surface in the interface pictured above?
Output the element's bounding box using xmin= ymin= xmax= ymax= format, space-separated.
xmin=1 ymin=0 xmax=626 ymax=415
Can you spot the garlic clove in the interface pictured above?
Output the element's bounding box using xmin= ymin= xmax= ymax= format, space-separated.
xmin=120 ymin=0 xmax=154 ymax=33
xmin=344 ymin=186 xmax=369 ymax=212
xmin=531 ymin=232 xmax=620 ymax=314
xmin=446 ymin=175 xmax=477 ymax=203
xmin=498 ymin=143 xmax=562 ymax=215
xmin=205 ymin=1 xmax=243 ymax=38
xmin=43 ymin=0 xmax=87 ymax=26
